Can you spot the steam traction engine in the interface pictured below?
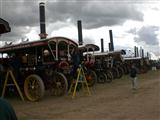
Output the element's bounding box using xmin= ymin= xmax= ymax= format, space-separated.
xmin=106 ymin=50 xmax=128 ymax=79
xmin=93 ymin=50 xmax=127 ymax=81
xmin=123 ymin=57 xmax=150 ymax=74
xmin=0 ymin=37 xmax=78 ymax=101
xmin=78 ymin=44 xmax=99 ymax=86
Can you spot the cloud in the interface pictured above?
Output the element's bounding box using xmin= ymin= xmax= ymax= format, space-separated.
xmin=134 ymin=26 xmax=159 ymax=45
xmin=1 ymin=1 xmax=39 ymax=27
xmin=83 ymin=37 xmax=95 ymax=45
xmin=0 ymin=1 xmax=39 ymax=42
xmin=127 ymin=28 xmax=137 ymax=34
xmin=47 ymin=0 xmax=144 ymax=29
xmin=0 ymin=26 xmax=32 ymax=42
xmin=0 ymin=0 xmax=144 ymax=42
xmin=127 ymin=25 xmax=160 ymax=58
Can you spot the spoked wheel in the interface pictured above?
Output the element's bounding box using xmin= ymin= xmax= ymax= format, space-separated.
xmin=122 ymin=65 xmax=128 ymax=74
xmin=111 ymin=67 xmax=119 ymax=79
xmin=24 ymin=74 xmax=45 ymax=102
xmin=117 ymin=66 xmax=123 ymax=79
xmin=97 ymin=72 xmax=107 ymax=83
xmin=85 ymin=69 xmax=97 ymax=87
xmin=48 ymin=72 xmax=68 ymax=96
xmin=106 ymin=70 xmax=113 ymax=83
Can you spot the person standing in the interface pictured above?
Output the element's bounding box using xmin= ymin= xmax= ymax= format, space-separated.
xmin=130 ymin=63 xmax=138 ymax=90
xmin=70 ymin=47 xmax=81 ymax=79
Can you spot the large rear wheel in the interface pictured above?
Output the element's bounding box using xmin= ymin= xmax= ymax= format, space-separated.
xmin=97 ymin=72 xmax=107 ymax=83
xmin=106 ymin=71 xmax=113 ymax=83
xmin=24 ymin=74 xmax=45 ymax=102
xmin=111 ymin=67 xmax=119 ymax=79
xmin=85 ymin=70 xmax=97 ymax=87
xmin=117 ymin=66 xmax=123 ymax=79
xmin=48 ymin=72 xmax=68 ymax=96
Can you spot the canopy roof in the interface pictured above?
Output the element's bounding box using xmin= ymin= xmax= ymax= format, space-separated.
xmin=78 ymin=44 xmax=100 ymax=52
xmin=0 ymin=18 xmax=11 ymax=34
xmin=0 ymin=36 xmax=78 ymax=52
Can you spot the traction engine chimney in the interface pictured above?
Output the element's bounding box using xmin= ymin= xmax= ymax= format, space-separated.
xmin=77 ymin=20 xmax=83 ymax=45
xmin=39 ymin=2 xmax=47 ymax=39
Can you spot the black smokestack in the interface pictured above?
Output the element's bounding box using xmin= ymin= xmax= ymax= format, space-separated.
xmin=77 ymin=20 xmax=83 ymax=45
xmin=140 ymin=47 xmax=142 ymax=57
xmin=142 ymin=49 xmax=144 ymax=58
xmin=136 ymin=47 xmax=139 ymax=57
xmin=39 ymin=2 xmax=47 ymax=39
xmin=147 ymin=52 xmax=149 ymax=58
xmin=109 ymin=43 xmax=111 ymax=51
xmin=101 ymin=38 xmax=104 ymax=53
xmin=134 ymin=46 xmax=137 ymax=57
xmin=109 ymin=30 xmax=114 ymax=51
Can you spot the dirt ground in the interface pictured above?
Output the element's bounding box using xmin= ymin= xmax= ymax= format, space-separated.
xmin=7 ymin=70 xmax=160 ymax=120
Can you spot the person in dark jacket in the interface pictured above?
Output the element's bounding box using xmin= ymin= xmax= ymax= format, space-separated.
xmin=70 ymin=47 xmax=83 ymax=79
xmin=0 ymin=98 xmax=17 ymax=120
xmin=130 ymin=64 xmax=138 ymax=90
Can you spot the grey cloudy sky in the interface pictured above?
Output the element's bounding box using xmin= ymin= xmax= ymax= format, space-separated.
xmin=0 ymin=0 xmax=160 ymax=58
xmin=134 ymin=26 xmax=159 ymax=45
